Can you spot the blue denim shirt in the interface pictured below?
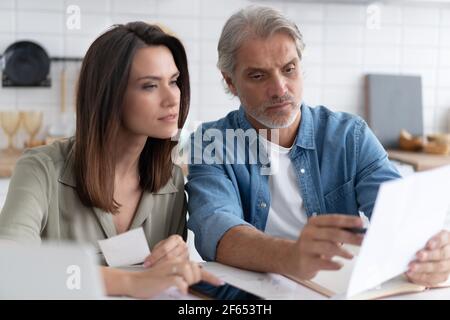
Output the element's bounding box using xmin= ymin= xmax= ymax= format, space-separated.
xmin=186 ymin=104 xmax=401 ymax=261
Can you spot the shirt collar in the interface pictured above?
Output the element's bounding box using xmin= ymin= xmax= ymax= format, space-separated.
xmin=295 ymin=103 xmax=316 ymax=150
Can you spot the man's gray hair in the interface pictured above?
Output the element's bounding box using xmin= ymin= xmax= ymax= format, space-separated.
xmin=217 ymin=5 xmax=305 ymax=77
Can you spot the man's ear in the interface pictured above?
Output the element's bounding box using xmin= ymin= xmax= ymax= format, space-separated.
xmin=222 ymin=72 xmax=238 ymax=96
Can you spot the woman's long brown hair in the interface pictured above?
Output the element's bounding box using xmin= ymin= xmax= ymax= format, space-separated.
xmin=74 ymin=22 xmax=190 ymax=213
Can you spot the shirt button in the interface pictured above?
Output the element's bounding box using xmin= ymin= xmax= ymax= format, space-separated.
xmin=300 ymin=168 xmax=305 ymax=174
xmin=259 ymin=202 xmax=267 ymax=208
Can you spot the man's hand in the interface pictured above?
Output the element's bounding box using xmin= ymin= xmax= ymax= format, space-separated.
xmin=407 ymin=230 xmax=450 ymax=287
xmin=283 ymin=214 xmax=364 ymax=280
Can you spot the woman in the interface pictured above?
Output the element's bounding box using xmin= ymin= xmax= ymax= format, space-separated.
xmin=0 ymin=22 xmax=221 ymax=298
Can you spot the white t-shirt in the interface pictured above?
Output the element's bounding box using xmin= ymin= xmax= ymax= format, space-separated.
xmin=261 ymin=136 xmax=308 ymax=240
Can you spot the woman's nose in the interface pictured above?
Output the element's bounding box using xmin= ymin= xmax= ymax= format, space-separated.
xmin=162 ymin=86 xmax=179 ymax=108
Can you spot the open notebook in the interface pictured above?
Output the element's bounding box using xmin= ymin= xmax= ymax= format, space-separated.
xmin=295 ymin=165 xmax=450 ymax=299
xmin=295 ymin=245 xmax=450 ymax=300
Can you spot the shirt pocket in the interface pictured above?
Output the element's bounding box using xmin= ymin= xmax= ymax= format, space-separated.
xmin=324 ymin=178 xmax=358 ymax=214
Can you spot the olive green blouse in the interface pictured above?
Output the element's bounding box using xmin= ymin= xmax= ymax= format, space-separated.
xmin=0 ymin=139 xmax=187 ymax=259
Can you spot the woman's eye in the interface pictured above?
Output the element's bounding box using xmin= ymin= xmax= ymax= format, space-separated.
xmin=170 ymin=80 xmax=178 ymax=86
xmin=143 ymin=84 xmax=157 ymax=90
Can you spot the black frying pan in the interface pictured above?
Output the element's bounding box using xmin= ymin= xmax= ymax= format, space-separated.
xmin=2 ymin=40 xmax=50 ymax=87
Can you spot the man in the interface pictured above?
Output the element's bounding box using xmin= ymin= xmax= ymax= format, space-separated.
xmin=187 ymin=5 xmax=450 ymax=286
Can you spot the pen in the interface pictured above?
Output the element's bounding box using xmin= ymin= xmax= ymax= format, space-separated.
xmin=343 ymin=227 xmax=367 ymax=234
xmin=311 ymin=211 xmax=369 ymax=234
xmin=344 ymin=211 xmax=370 ymax=234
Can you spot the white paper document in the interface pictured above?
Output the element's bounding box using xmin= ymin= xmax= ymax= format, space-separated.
xmin=98 ymin=227 xmax=150 ymax=267
xmin=346 ymin=165 xmax=450 ymax=298
xmin=309 ymin=244 xmax=359 ymax=296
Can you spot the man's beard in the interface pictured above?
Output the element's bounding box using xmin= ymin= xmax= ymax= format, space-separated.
xmin=245 ymin=94 xmax=300 ymax=129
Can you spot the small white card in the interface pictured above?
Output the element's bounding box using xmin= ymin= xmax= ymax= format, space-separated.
xmin=98 ymin=227 xmax=150 ymax=267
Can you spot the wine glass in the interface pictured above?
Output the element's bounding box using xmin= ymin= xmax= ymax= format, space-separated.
xmin=0 ymin=111 xmax=22 ymax=153
xmin=21 ymin=111 xmax=43 ymax=148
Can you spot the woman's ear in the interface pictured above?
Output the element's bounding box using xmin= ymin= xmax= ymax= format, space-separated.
xmin=221 ymin=72 xmax=238 ymax=96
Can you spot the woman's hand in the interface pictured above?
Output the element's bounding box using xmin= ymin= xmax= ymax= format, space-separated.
xmin=124 ymin=258 xmax=223 ymax=299
xmin=143 ymin=235 xmax=189 ymax=268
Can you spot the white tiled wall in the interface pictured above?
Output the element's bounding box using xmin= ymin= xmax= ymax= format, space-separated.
xmin=1 ymin=0 xmax=450 ymax=149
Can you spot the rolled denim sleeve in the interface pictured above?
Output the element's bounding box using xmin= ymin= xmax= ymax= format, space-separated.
xmin=185 ymin=125 xmax=254 ymax=260
xmin=354 ymin=118 xmax=402 ymax=218
xmin=186 ymin=162 xmax=252 ymax=261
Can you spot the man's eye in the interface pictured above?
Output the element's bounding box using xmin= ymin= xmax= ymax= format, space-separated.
xmin=285 ymin=66 xmax=296 ymax=73
xmin=250 ymin=74 xmax=264 ymax=80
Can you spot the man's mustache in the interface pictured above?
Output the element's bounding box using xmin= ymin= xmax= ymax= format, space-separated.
xmin=262 ymin=94 xmax=295 ymax=108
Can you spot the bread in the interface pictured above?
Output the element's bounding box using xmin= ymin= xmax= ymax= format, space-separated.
xmin=427 ymin=133 xmax=450 ymax=145
xmin=398 ymin=129 xmax=424 ymax=151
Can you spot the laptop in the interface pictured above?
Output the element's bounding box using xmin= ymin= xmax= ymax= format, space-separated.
xmin=0 ymin=242 xmax=105 ymax=299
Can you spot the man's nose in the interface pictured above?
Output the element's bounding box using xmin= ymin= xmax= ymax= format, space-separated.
xmin=267 ymin=75 xmax=287 ymax=99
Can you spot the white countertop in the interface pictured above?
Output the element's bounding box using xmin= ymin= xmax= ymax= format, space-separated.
xmin=202 ymin=262 xmax=450 ymax=300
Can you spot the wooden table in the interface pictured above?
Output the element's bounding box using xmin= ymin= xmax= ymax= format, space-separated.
xmin=387 ymin=149 xmax=450 ymax=171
